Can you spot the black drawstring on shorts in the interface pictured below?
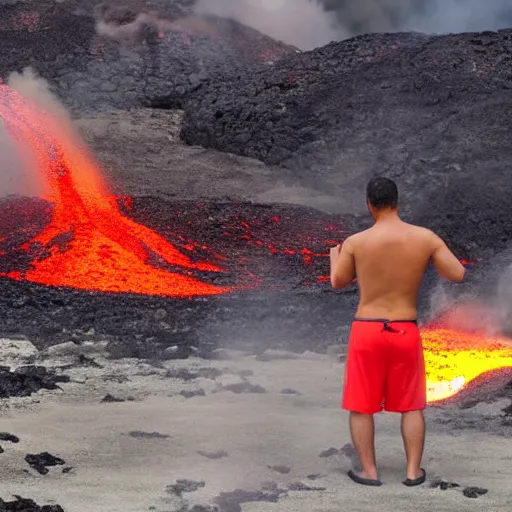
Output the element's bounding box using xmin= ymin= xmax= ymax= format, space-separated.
xmin=383 ymin=322 xmax=405 ymax=335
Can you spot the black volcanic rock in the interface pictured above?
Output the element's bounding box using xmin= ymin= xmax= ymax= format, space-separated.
xmin=0 ymin=1 xmax=295 ymax=113
xmin=25 ymin=452 xmax=66 ymax=475
xmin=0 ymin=496 xmax=64 ymax=511
xmin=181 ymin=30 xmax=512 ymax=259
xmin=0 ymin=366 xmax=70 ymax=398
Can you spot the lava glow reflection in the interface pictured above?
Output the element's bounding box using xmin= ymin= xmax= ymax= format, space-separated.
xmin=423 ymin=327 xmax=512 ymax=402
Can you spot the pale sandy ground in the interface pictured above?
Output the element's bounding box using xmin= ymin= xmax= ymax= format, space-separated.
xmin=0 ymin=339 xmax=510 ymax=512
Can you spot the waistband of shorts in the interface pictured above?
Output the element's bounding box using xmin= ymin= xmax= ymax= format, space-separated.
xmin=353 ymin=317 xmax=417 ymax=324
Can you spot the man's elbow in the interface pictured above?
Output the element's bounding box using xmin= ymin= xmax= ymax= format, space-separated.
xmin=448 ymin=266 xmax=466 ymax=283
xmin=331 ymin=275 xmax=350 ymax=289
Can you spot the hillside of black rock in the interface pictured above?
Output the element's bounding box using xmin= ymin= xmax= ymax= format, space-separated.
xmin=181 ymin=30 xmax=512 ymax=259
xmin=0 ymin=2 xmax=510 ymax=262
xmin=0 ymin=0 xmax=295 ymax=113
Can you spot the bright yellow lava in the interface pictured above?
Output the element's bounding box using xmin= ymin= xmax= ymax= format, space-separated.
xmin=423 ymin=327 xmax=512 ymax=402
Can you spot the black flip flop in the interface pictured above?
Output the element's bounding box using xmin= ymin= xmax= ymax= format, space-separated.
xmin=403 ymin=468 xmax=426 ymax=487
xmin=348 ymin=469 xmax=383 ymax=487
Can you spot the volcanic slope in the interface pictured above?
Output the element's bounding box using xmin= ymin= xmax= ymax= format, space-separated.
xmin=180 ymin=30 xmax=512 ymax=259
xmin=2 ymin=0 xmax=511 ymax=261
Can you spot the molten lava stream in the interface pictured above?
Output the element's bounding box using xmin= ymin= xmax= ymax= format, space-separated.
xmin=422 ymin=327 xmax=512 ymax=402
xmin=0 ymin=85 xmax=230 ymax=297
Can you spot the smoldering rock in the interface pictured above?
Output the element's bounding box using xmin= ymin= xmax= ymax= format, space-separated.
xmin=0 ymin=365 xmax=70 ymax=398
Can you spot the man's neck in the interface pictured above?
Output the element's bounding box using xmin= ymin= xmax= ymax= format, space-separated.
xmin=373 ymin=208 xmax=400 ymax=223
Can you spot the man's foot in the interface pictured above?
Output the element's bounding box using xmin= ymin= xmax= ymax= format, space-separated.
xmin=403 ymin=468 xmax=426 ymax=487
xmin=348 ymin=469 xmax=383 ymax=487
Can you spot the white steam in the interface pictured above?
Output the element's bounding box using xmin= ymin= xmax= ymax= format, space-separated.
xmin=192 ymin=0 xmax=512 ymax=51
xmin=0 ymin=68 xmax=62 ymax=198
xmin=194 ymin=0 xmax=340 ymax=50
xmin=324 ymin=0 xmax=512 ymax=39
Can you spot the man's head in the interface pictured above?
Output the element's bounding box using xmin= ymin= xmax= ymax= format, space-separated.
xmin=366 ymin=176 xmax=398 ymax=218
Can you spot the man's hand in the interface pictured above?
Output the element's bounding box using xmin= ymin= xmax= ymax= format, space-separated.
xmin=330 ymin=239 xmax=355 ymax=289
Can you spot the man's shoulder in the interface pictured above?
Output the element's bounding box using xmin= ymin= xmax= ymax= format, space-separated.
xmin=403 ymin=222 xmax=436 ymax=238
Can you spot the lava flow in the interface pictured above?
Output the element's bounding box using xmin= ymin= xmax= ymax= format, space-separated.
xmin=0 ymin=85 xmax=230 ymax=297
xmin=422 ymin=327 xmax=512 ymax=403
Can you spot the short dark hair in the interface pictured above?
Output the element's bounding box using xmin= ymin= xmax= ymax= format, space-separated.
xmin=366 ymin=177 xmax=398 ymax=209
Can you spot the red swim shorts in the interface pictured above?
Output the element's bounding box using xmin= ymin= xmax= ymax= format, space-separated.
xmin=341 ymin=319 xmax=426 ymax=414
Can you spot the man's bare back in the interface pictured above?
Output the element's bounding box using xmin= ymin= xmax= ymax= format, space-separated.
xmin=329 ymin=177 xmax=466 ymax=488
xmin=332 ymin=217 xmax=465 ymax=320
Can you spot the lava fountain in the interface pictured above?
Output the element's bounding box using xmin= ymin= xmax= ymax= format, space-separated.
xmin=0 ymin=84 xmax=230 ymax=297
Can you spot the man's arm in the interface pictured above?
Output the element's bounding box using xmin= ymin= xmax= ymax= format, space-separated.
xmin=430 ymin=232 xmax=465 ymax=283
xmin=330 ymin=237 xmax=356 ymax=289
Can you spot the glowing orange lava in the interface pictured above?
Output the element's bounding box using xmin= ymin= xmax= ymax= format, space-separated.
xmin=423 ymin=327 xmax=512 ymax=403
xmin=0 ymin=85 xmax=230 ymax=297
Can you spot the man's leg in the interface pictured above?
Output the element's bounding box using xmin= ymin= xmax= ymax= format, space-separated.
xmin=349 ymin=411 xmax=378 ymax=480
xmin=401 ymin=410 xmax=425 ymax=480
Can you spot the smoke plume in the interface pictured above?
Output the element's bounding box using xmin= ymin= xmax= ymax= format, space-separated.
xmin=193 ymin=0 xmax=512 ymax=51
xmin=0 ymin=69 xmax=58 ymax=197
xmin=0 ymin=67 xmax=94 ymax=198
xmin=194 ymin=0 xmax=340 ymax=50
xmin=322 ymin=0 xmax=512 ymax=37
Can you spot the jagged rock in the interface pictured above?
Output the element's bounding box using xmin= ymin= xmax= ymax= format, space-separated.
xmin=0 ymin=337 xmax=38 ymax=365
xmin=430 ymin=478 xmax=460 ymax=490
xmin=0 ymin=496 xmax=64 ymax=511
xmin=44 ymin=342 xmax=80 ymax=357
xmin=0 ymin=366 xmax=70 ymax=398
xmin=0 ymin=433 xmax=19 ymax=443
xmin=25 ymin=452 xmax=66 ymax=475
xmin=463 ymin=486 xmax=488 ymax=498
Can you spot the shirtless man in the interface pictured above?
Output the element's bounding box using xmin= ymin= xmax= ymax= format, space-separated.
xmin=330 ymin=176 xmax=465 ymax=487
